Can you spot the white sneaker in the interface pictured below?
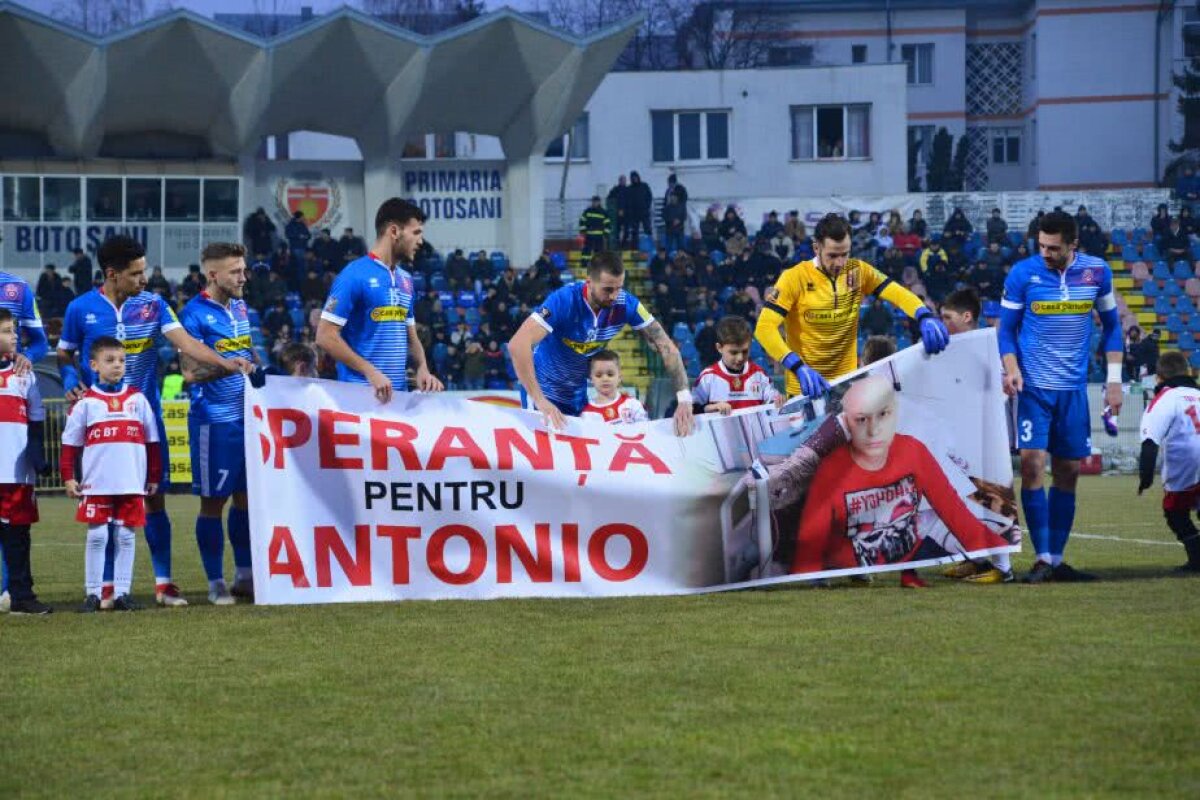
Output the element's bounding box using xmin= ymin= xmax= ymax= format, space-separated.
xmin=155 ymin=583 xmax=189 ymax=607
xmin=0 ymin=590 xmax=9 ymax=613
xmin=208 ymin=582 xmax=235 ymax=606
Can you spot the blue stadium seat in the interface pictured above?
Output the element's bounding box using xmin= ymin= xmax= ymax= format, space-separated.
xmin=1007 ymin=231 xmax=1023 ymax=248
xmin=672 ymin=321 xmax=692 ymax=342
xmin=490 ymin=251 xmax=508 ymax=270
xmin=982 ymin=300 xmax=1001 ymax=318
xmin=465 ymin=308 xmax=481 ymax=326
xmin=1188 ymin=314 xmax=1200 ymax=333
xmin=412 ymin=273 xmax=426 ymax=292
xmin=1142 ymin=280 xmax=1161 ymax=298
xmin=246 ymin=308 xmax=261 ymax=327
xmin=1163 ymin=279 xmax=1184 ymax=297
xmin=1144 ymin=243 xmax=1160 ymax=261
xmin=1121 ymin=244 xmax=1140 ymax=262
xmin=709 ymin=250 xmax=725 ymax=265
xmin=445 ymin=307 xmax=460 ymax=325
xmin=431 ymin=274 xmax=448 ymax=292
xmin=1175 ymin=261 xmax=1193 ymax=281
xmin=1178 ymin=296 xmax=1197 ymax=315
xmin=550 ymin=251 xmax=567 ymax=270
xmin=1192 ymin=242 xmax=1200 ymax=260
xmin=1110 ymin=228 xmax=1128 ymax=246
xmin=1132 ymin=227 xmax=1149 ymax=243
xmin=1167 ymin=314 xmax=1185 ymax=333
xmin=1190 ymin=350 xmax=1200 ymax=369
xmin=1153 ymin=261 xmax=1172 ymax=280
xmin=437 ymin=290 xmax=454 ymax=306
xmin=431 ymin=343 xmax=449 ymax=372
xmin=457 ymin=291 xmax=477 ymax=308
xmin=1154 ymin=296 xmax=1174 ymax=315
xmin=285 ymin=292 xmax=302 ymax=311
xmin=289 ymin=308 xmax=305 ymax=331
xmin=638 ymin=234 xmax=654 ymax=253
xmin=559 ymin=270 xmax=575 ymax=284
xmin=1179 ymin=332 xmax=1196 ymax=351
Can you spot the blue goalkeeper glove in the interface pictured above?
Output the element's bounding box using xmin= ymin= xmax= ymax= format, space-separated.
xmin=781 ymin=352 xmax=830 ymax=398
xmin=915 ymin=307 xmax=950 ymax=355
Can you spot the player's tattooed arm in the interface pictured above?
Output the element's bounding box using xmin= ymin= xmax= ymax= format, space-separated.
xmin=180 ymin=351 xmax=223 ymax=384
xmin=639 ymin=320 xmax=688 ymax=392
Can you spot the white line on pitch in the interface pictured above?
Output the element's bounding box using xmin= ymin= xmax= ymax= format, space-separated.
xmin=1073 ymin=533 xmax=1178 ymax=547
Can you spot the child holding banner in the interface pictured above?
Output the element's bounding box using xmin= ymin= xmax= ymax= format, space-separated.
xmin=580 ymin=350 xmax=647 ymax=424
xmin=693 ymin=316 xmax=783 ymax=415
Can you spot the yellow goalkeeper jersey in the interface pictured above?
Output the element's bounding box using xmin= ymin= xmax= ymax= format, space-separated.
xmin=754 ymin=258 xmax=925 ymax=396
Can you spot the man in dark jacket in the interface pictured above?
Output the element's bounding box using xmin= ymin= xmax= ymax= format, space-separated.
xmin=446 ymin=249 xmax=472 ymax=291
xmin=606 ymin=175 xmax=628 ymax=250
xmin=985 ymin=208 xmax=1008 ymax=245
xmin=661 ymin=194 xmax=687 ymax=252
xmin=665 ymin=173 xmax=688 ymax=205
xmin=578 ymin=196 xmax=610 ymax=267
xmin=69 ymin=248 xmax=93 ymax=296
xmin=285 ymin=211 xmax=311 ymax=258
xmin=625 ymin=171 xmax=653 ymax=247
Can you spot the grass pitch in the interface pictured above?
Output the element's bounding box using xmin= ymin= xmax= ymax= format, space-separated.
xmin=2 ymin=475 xmax=1198 ymax=798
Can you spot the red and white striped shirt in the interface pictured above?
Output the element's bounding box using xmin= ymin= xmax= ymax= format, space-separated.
xmin=694 ymin=361 xmax=780 ymax=410
xmin=580 ymin=393 xmax=648 ymax=425
xmin=0 ymin=363 xmax=45 ymax=484
xmin=61 ymin=386 xmax=158 ymax=496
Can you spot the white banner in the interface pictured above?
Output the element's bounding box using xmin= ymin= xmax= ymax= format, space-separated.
xmin=245 ymin=330 xmax=1019 ymax=604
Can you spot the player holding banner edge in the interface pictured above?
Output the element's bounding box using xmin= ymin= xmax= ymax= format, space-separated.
xmin=1000 ymin=210 xmax=1123 ymax=583
xmin=754 ymin=213 xmax=949 ymax=400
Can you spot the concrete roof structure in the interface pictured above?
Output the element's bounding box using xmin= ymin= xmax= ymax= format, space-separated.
xmin=0 ymin=4 xmax=640 ymax=161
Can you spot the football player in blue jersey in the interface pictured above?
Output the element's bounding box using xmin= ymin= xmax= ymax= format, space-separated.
xmin=57 ymin=235 xmax=251 ymax=607
xmin=999 ymin=210 xmax=1124 ymax=583
xmin=316 ymin=198 xmax=443 ymax=402
xmin=179 ymin=242 xmax=260 ymax=605
xmin=0 ymin=270 xmax=47 ymax=613
xmin=509 ymin=250 xmax=695 ymax=436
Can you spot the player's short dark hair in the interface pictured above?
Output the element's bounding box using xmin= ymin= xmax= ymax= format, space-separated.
xmin=97 ymin=235 xmax=145 ymax=274
xmin=1158 ymin=350 xmax=1191 ymax=380
xmin=861 ymin=335 xmax=897 ymax=365
xmin=0 ymin=307 xmax=13 ymax=327
xmin=279 ymin=342 xmax=317 ymax=375
xmin=375 ymin=198 xmax=425 ymax=236
xmin=591 ymin=349 xmax=620 ymax=369
xmin=942 ymin=287 xmax=981 ymax=321
xmin=90 ymin=335 xmax=124 ymax=359
xmin=814 ymin=213 xmax=851 ymax=244
xmin=1039 ymin=210 xmax=1077 ymax=244
xmin=587 ymin=251 xmax=624 ymax=279
xmin=714 ymin=315 xmax=752 ymax=345
xmin=201 ymin=241 xmax=247 ymax=264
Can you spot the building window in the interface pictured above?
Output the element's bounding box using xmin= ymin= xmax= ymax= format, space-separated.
xmin=852 ymin=44 xmax=867 ymax=64
xmin=991 ymin=127 xmax=1021 ymax=165
xmin=790 ymin=104 xmax=871 ymax=160
xmin=545 ymin=113 xmax=590 ymax=161
xmin=2 ymin=176 xmax=40 ymax=221
xmin=87 ymin=178 xmax=123 ymax=221
xmin=901 ymin=43 xmax=934 ymax=85
xmin=400 ymin=133 xmax=473 ymax=160
xmin=164 ymin=178 xmax=200 ymax=221
xmin=768 ymin=45 xmax=814 ymax=67
xmin=43 ymin=177 xmax=81 ymax=221
xmin=651 ymin=110 xmax=731 ymax=164
xmin=202 ymin=179 xmax=239 ymax=222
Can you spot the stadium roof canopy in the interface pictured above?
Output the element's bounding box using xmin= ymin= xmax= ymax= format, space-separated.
xmin=0 ymin=3 xmax=639 ymax=160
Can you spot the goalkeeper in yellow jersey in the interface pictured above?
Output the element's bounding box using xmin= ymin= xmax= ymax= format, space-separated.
xmin=755 ymin=213 xmax=950 ymax=397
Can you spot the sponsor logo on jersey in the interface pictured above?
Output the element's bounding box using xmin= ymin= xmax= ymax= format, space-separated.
xmin=215 ymin=335 xmax=253 ymax=353
xmin=802 ymin=307 xmax=855 ymax=323
xmin=1030 ymin=300 xmax=1093 ymax=315
xmin=137 ymin=304 xmax=155 ymax=321
xmin=323 ymin=297 xmax=338 ymax=314
xmin=1 ymin=283 xmax=19 ymax=301
xmin=369 ymin=305 xmax=409 ymax=323
xmin=560 ymin=337 xmax=607 ymax=356
xmin=122 ymin=337 xmax=155 ymax=354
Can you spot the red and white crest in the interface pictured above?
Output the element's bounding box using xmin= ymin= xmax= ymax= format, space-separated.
xmin=275 ymin=177 xmax=343 ymax=229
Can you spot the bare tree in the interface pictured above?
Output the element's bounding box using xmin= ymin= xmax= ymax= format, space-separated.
xmin=360 ymin=0 xmax=484 ymax=33
xmin=677 ymin=3 xmax=789 ymax=69
xmin=53 ymin=0 xmax=148 ymax=35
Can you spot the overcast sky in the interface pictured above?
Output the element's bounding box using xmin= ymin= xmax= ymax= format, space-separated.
xmin=14 ymin=1 xmax=545 ymax=23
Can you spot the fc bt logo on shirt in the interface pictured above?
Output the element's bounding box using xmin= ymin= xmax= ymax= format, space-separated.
xmin=1 ymin=282 xmax=19 ymax=301
xmin=1081 ymin=269 xmax=1095 ymax=284
xmin=138 ymin=303 xmax=155 ymax=321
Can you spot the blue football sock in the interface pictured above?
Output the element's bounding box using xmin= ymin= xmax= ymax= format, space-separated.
xmin=228 ymin=507 xmax=252 ymax=571
xmin=1 ymin=542 xmax=8 ymax=593
xmin=102 ymin=523 xmax=115 ymax=583
xmin=1048 ymin=487 xmax=1076 ymax=558
xmin=195 ymin=516 xmax=225 ymax=583
xmin=144 ymin=509 xmax=173 ymax=583
xmin=1021 ymin=487 xmax=1050 ymax=560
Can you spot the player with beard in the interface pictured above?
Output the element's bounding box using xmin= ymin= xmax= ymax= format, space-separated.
xmin=179 ymin=243 xmax=260 ymax=605
xmin=317 ymin=199 xmax=444 ymax=403
xmin=509 ymin=250 xmax=695 ymax=436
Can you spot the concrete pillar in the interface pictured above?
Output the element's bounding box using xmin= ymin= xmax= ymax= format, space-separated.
xmin=504 ymin=153 xmax=545 ymax=268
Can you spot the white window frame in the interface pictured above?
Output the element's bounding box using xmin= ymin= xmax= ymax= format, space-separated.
xmin=650 ymin=109 xmax=732 ymax=166
xmin=901 ymin=42 xmax=934 ymax=86
xmin=790 ymin=104 xmax=872 ymax=162
xmin=990 ymin=127 xmax=1022 ymax=165
xmin=544 ymin=113 xmax=590 ymax=163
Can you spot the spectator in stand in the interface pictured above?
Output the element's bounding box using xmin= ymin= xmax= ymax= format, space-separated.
xmin=748 ymin=238 xmax=783 ymax=289
xmin=760 ymin=211 xmax=784 ymax=241
xmin=727 ymin=287 xmax=755 ymax=320
xmin=662 ymin=194 xmax=687 ymax=253
xmin=771 ymin=227 xmax=795 ymax=263
xmin=242 ymin=268 xmax=266 ymax=312
xmin=719 ymin=206 xmax=747 ymax=247
xmin=483 ymin=339 xmax=505 ymax=385
xmin=517 ymin=262 xmax=548 ymax=307
xmin=146 ymin=266 xmax=170 ymax=297
xmin=311 ymin=228 xmax=337 ymax=272
xmin=35 ymin=264 xmax=59 ymax=312
xmin=968 ymin=258 xmax=1000 ymax=301
xmin=301 ymin=267 xmax=325 ymax=306
xmin=983 ymin=240 xmax=1008 ymax=271
xmin=450 ymin=320 xmax=473 ymax=348
xmin=262 ymin=270 xmax=288 ymax=311
xmin=699 ymin=207 xmax=722 ymax=253
xmin=285 ymin=211 xmax=310 ymax=260
xmin=894 ymin=223 xmax=922 ymax=264
xmin=1026 ymin=211 xmax=1045 ymax=246
xmin=624 ymin=171 xmax=653 ymax=247
xmin=871 ymin=224 xmax=894 ymax=260
xmin=919 ymin=239 xmax=948 ymax=274
xmin=494 ymin=266 xmax=518 ymax=304
xmin=848 ymin=210 xmax=864 ymax=232
xmin=414 ymin=289 xmax=437 ymax=327
xmin=942 ymin=207 xmax=973 ymax=253
xmin=461 ymin=340 xmax=486 ymax=390
xmin=1079 ymin=222 xmax=1109 ymax=259
xmin=339 ymin=228 xmax=366 ymax=266
xmin=1176 ymin=164 xmax=1200 ymax=211
xmin=1125 ymin=326 xmax=1145 ymax=381
xmin=648 ymin=246 xmax=669 ymax=285
xmin=1150 ymin=204 xmax=1172 ymax=246
xmin=263 ymin=301 xmax=290 ymax=341
xmin=1180 ymin=205 xmax=1197 ymax=237
xmin=579 ymin=195 xmax=611 ymax=268
xmin=446 ymin=249 xmax=471 ymax=291
xmin=606 ymin=175 xmax=628 ymax=250
xmin=1136 ymin=329 xmax=1161 ymax=376
xmin=863 ymin=296 xmax=894 ymax=337
xmin=924 ymin=258 xmax=954 ymax=304
xmin=181 ymin=264 xmax=206 ymax=298
xmin=243 ymin=207 xmax=276 ymax=257
xmin=887 ymin=210 xmax=904 ymax=233
xmin=1075 ymin=205 xmax=1097 ymax=233
xmin=1164 ymin=218 xmax=1191 ymax=263
xmin=881 ymin=246 xmax=906 ymax=278
xmin=784 ymin=210 xmax=807 ymax=245
xmin=270 ymin=244 xmax=292 ymax=278
xmin=665 ymin=173 xmax=688 ymax=206
xmin=471 ymin=250 xmax=495 ymax=292
xmin=986 ymin=208 xmax=1009 ymax=245
xmin=69 ymin=248 xmax=93 ymax=297
xmin=697 ymin=259 xmax=722 ymax=293
xmin=271 ymin=324 xmax=294 ymax=360
xmin=46 ymin=276 xmax=75 ymax=319
xmin=1013 ymin=242 xmax=1031 ymax=263
xmin=731 ymin=249 xmax=753 ymax=290
xmin=695 ymin=320 xmax=718 ymax=367
xmin=909 ymin=209 xmax=928 ymax=240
